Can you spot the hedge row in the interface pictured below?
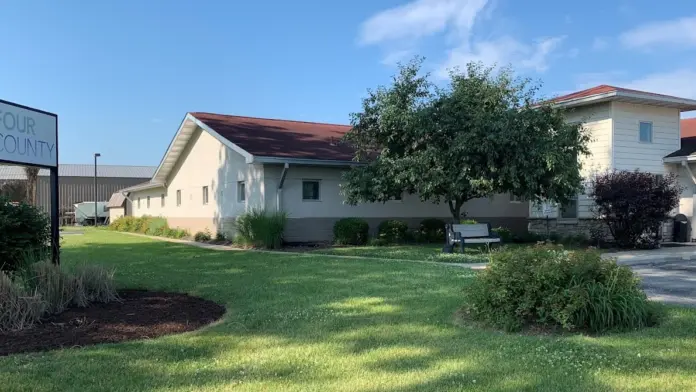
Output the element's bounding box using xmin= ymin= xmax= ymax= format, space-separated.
xmin=333 ymin=218 xmax=447 ymax=245
xmin=109 ymin=216 xmax=190 ymax=239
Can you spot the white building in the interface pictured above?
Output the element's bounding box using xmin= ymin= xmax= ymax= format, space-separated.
xmin=118 ymin=112 xmax=528 ymax=241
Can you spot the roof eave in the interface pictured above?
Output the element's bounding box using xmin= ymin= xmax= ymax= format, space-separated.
xmin=554 ymin=91 xmax=696 ymax=111
xmin=253 ymin=156 xmax=362 ymax=167
xmin=120 ymin=182 xmax=166 ymax=193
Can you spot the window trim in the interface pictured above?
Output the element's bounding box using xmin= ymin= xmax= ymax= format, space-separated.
xmin=301 ymin=179 xmax=322 ymax=202
xmin=202 ymin=186 xmax=209 ymax=205
xmin=237 ymin=181 xmax=246 ymax=203
xmin=176 ymin=190 xmax=182 ymax=207
xmin=558 ymin=196 xmax=579 ymax=221
xmin=639 ymin=121 xmax=653 ymax=143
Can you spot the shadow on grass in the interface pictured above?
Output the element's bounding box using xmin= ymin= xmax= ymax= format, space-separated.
xmin=2 ymin=232 xmax=695 ymax=391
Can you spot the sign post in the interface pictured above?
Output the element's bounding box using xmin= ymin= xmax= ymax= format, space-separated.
xmin=0 ymin=99 xmax=59 ymax=264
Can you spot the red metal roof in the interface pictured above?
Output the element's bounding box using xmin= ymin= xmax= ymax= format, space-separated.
xmin=551 ymin=84 xmax=694 ymax=104
xmin=190 ymin=112 xmax=355 ymax=162
xmin=682 ymin=118 xmax=696 ymax=138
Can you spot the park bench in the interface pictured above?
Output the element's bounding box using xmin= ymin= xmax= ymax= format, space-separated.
xmin=445 ymin=223 xmax=501 ymax=252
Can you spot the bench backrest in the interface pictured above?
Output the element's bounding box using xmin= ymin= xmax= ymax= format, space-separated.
xmin=451 ymin=223 xmax=490 ymax=238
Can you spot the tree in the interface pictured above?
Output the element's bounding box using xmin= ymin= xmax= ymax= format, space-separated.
xmin=24 ymin=166 xmax=40 ymax=206
xmin=341 ymin=58 xmax=591 ymax=221
xmin=0 ymin=180 xmax=27 ymax=202
xmin=589 ymin=170 xmax=682 ymax=248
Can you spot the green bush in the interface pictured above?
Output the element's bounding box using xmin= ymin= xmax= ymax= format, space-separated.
xmin=464 ymin=246 xmax=658 ymax=333
xmin=145 ymin=217 xmax=168 ymax=236
xmin=194 ymin=230 xmax=212 ymax=242
xmin=491 ymin=227 xmax=513 ymax=242
xmin=333 ymin=218 xmax=369 ymax=245
xmin=513 ymin=231 xmax=544 ymax=243
xmin=418 ymin=218 xmax=446 ymax=243
xmin=377 ymin=220 xmax=410 ymax=244
xmin=215 ymin=231 xmax=227 ymax=242
xmin=460 ymin=219 xmax=478 ymax=224
xmin=367 ymin=238 xmax=390 ymax=247
xmin=0 ymin=197 xmax=51 ymax=273
xmin=235 ymin=209 xmax=288 ymax=249
xmin=427 ymin=253 xmax=488 ymax=264
xmin=0 ymin=271 xmax=44 ymax=332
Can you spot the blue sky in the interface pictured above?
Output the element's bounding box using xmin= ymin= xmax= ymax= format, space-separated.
xmin=1 ymin=0 xmax=695 ymax=166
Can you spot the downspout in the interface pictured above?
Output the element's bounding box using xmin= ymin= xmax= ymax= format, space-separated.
xmin=277 ymin=163 xmax=289 ymax=211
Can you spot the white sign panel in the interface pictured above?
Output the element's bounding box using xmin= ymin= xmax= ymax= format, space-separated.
xmin=0 ymin=100 xmax=57 ymax=167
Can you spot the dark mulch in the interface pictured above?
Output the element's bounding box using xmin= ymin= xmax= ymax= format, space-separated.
xmin=0 ymin=290 xmax=226 ymax=356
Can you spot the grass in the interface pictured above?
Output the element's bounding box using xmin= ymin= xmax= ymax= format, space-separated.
xmin=307 ymin=243 xmax=546 ymax=263
xmin=1 ymin=229 xmax=696 ymax=391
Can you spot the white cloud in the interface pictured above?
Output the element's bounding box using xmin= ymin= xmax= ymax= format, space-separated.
xmin=591 ymin=37 xmax=609 ymax=51
xmin=623 ymin=69 xmax=696 ymax=99
xmin=438 ymin=35 xmax=565 ymax=77
xmin=620 ymin=16 xmax=696 ymax=49
xmin=358 ymin=0 xmax=489 ymax=46
xmin=380 ymin=50 xmax=415 ymax=66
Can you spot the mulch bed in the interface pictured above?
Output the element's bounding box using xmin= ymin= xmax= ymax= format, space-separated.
xmin=0 ymin=290 xmax=226 ymax=356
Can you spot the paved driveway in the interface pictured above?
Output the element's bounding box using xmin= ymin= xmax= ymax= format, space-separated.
xmin=615 ymin=255 xmax=696 ymax=307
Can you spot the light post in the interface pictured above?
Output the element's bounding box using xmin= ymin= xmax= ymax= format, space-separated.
xmin=94 ymin=153 xmax=100 ymax=226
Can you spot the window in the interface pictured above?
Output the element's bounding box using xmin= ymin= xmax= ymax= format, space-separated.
xmin=161 ymin=194 xmax=165 ymax=207
xmin=176 ymin=190 xmax=181 ymax=206
xmin=302 ymin=180 xmax=320 ymax=201
xmin=146 ymin=196 xmax=150 ymax=209
xmin=137 ymin=197 xmax=141 ymax=209
xmin=559 ymin=197 xmax=579 ymax=220
xmin=202 ymin=186 xmax=209 ymax=205
xmin=510 ymin=194 xmax=524 ymax=203
xmin=639 ymin=121 xmax=653 ymax=143
xmin=237 ymin=181 xmax=245 ymax=202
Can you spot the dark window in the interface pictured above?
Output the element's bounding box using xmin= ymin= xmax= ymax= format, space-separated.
xmin=161 ymin=194 xmax=165 ymax=207
xmin=202 ymin=186 xmax=209 ymax=205
xmin=560 ymin=197 xmax=578 ymax=219
xmin=176 ymin=190 xmax=182 ymax=206
xmin=146 ymin=196 xmax=150 ymax=208
xmin=302 ymin=180 xmax=320 ymax=201
xmin=237 ymin=181 xmax=245 ymax=202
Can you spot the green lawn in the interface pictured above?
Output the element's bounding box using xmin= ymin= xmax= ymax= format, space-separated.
xmin=2 ymin=230 xmax=696 ymax=391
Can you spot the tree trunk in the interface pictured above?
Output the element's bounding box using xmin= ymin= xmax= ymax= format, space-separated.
xmin=447 ymin=199 xmax=463 ymax=223
xmin=24 ymin=166 xmax=40 ymax=206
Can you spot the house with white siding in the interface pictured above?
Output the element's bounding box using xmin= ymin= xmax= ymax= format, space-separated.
xmin=118 ymin=113 xmax=528 ymax=242
xmin=529 ymin=85 xmax=696 ymax=240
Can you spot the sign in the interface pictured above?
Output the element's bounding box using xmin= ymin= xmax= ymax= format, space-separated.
xmin=0 ymin=100 xmax=57 ymax=167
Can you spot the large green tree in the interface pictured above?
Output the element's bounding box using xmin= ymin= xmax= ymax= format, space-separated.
xmin=342 ymin=58 xmax=591 ymax=221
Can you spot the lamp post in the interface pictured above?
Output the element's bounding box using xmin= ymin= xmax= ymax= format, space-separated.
xmin=94 ymin=153 xmax=101 ymax=226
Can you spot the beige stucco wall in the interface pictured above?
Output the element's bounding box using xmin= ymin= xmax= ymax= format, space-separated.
xmin=129 ymin=126 xmax=264 ymax=235
xmin=108 ymin=207 xmax=125 ymax=221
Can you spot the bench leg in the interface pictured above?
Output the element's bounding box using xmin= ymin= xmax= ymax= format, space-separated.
xmin=460 ymin=241 xmax=464 ymax=253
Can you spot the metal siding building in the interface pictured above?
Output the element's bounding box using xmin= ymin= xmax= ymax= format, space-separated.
xmin=0 ymin=164 xmax=155 ymax=212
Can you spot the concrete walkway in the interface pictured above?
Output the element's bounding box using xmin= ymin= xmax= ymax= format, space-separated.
xmin=121 ymin=232 xmax=696 ymax=306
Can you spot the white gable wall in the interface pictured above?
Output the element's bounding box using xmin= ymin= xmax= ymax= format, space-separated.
xmin=129 ymin=127 xmax=265 ymax=234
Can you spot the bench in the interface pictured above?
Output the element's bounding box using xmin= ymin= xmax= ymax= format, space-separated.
xmin=445 ymin=223 xmax=501 ymax=252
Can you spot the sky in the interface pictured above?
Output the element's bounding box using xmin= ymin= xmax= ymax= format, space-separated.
xmin=1 ymin=0 xmax=696 ymax=166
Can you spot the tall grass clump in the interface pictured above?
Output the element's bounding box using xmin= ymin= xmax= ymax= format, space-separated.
xmin=464 ymin=245 xmax=659 ymax=333
xmin=0 ymin=271 xmax=45 ymax=332
xmin=235 ymin=209 xmax=288 ymax=249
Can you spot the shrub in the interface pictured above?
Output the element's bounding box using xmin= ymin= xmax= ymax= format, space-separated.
xmin=194 ymin=230 xmax=212 ymax=242
xmin=74 ymin=264 xmax=119 ymax=304
xmin=215 ymin=231 xmax=227 ymax=242
xmin=377 ymin=220 xmax=410 ymax=244
xmin=169 ymin=228 xmax=190 ymax=239
xmin=0 ymin=271 xmax=44 ymax=332
xmin=513 ymin=231 xmax=544 ymax=243
xmin=235 ymin=209 xmax=288 ymax=249
xmin=145 ymin=217 xmax=168 ymax=236
xmin=427 ymin=253 xmax=488 ymax=264
xmin=460 ymin=219 xmax=478 ymax=224
xmin=367 ymin=238 xmax=389 ymax=247
xmin=0 ymin=197 xmax=51 ymax=273
xmin=464 ymin=246 xmax=658 ymax=333
xmin=418 ymin=218 xmax=446 ymax=243
xmin=26 ymin=261 xmax=79 ymax=314
xmin=590 ymin=171 xmax=682 ymax=248
xmin=333 ymin=218 xmax=369 ymax=245
xmin=491 ymin=227 xmax=513 ymax=242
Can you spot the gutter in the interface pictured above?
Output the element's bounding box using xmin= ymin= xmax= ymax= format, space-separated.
xmin=252 ymin=156 xmax=361 ymax=167
xmin=276 ymin=163 xmax=289 ymax=211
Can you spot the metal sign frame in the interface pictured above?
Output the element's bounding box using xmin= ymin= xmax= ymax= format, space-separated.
xmin=0 ymin=99 xmax=59 ymax=264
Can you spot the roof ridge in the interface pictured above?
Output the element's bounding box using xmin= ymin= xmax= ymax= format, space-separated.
xmin=190 ymin=112 xmax=351 ymax=128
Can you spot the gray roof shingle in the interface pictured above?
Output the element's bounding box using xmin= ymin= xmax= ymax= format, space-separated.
xmin=0 ymin=164 xmax=155 ymax=180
